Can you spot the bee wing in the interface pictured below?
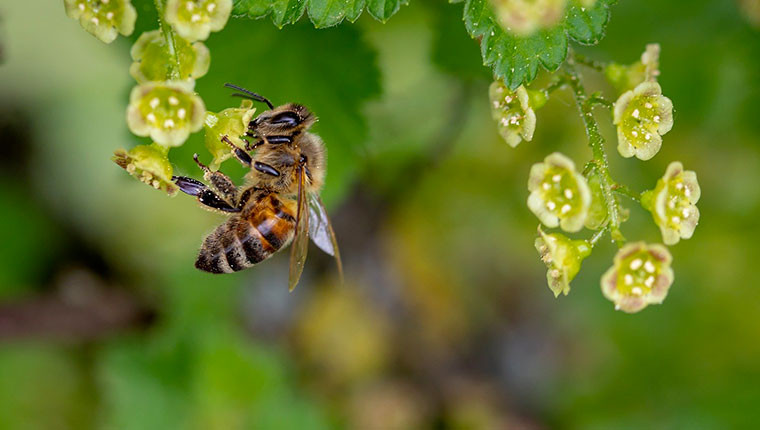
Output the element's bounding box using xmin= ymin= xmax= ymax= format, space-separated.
xmin=308 ymin=194 xmax=344 ymax=282
xmin=288 ymin=166 xmax=309 ymax=292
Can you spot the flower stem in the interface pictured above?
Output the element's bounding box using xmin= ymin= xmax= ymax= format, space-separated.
xmin=154 ymin=0 xmax=181 ymax=81
xmin=589 ymin=226 xmax=608 ymax=247
xmin=572 ymin=52 xmax=607 ymax=73
xmin=541 ymin=77 xmax=567 ymax=96
xmin=564 ymin=56 xmax=625 ymax=245
xmin=611 ymin=183 xmax=641 ymax=202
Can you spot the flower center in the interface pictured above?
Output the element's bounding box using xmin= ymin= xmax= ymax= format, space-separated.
xmin=616 ymin=250 xmax=660 ymax=296
xmin=539 ymin=166 xmax=581 ymax=217
xmin=663 ymin=176 xmax=692 ymax=230
xmin=621 ymin=95 xmax=661 ymax=148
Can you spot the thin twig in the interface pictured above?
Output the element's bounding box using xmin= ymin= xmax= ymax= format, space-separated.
xmin=589 ymin=226 xmax=609 ymax=247
xmin=154 ymin=0 xmax=182 ymax=80
xmin=612 ymin=183 xmax=641 ymax=202
xmin=572 ymin=52 xmax=607 ymax=73
xmin=564 ymin=56 xmax=625 ymax=245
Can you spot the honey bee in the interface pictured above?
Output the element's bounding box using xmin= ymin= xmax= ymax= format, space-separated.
xmin=173 ymin=84 xmax=342 ymax=290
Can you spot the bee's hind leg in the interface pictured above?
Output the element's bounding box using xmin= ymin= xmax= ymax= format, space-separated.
xmin=173 ymin=175 xmax=241 ymax=213
xmin=193 ymin=153 xmax=241 ymax=207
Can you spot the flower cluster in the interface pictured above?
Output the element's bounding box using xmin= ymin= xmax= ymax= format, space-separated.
xmin=490 ymin=0 xmax=567 ymax=37
xmin=527 ymin=153 xmax=591 ymax=232
xmin=489 ymin=82 xmax=537 ymax=148
xmin=111 ymin=0 xmax=234 ymax=194
xmin=642 ymin=162 xmax=701 ymax=245
xmin=509 ymin=44 xmax=699 ymax=315
xmin=601 ymin=242 xmax=674 ymax=313
xmin=204 ymin=100 xmax=258 ymax=169
xmin=63 ymin=0 xmax=136 ymax=43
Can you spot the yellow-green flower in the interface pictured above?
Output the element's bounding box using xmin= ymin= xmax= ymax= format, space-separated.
xmin=604 ymin=43 xmax=661 ymax=94
xmin=165 ymin=0 xmax=232 ymax=42
xmin=63 ymin=0 xmax=136 ymax=43
xmin=535 ymin=227 xmax=591 ymax=297
xmin=601 ymin=242 xmax=674 ymax=313
xmin=112 ymin=144 xmax=177 ymax=195
xmin=613 ymin=81 xmax=674 ymax=160
xmin=129 ymin=30 xmax=210 ymax=83
xmin=490 ymin=0 xmax=568 ymax=37
xmin=489 ymin=82 xmax=537 ymax=148
xmin=527 ymin=152 xmax=591 ymax=232
xmin=126 ymin=81 xmax=205 ymax=147
xmin=642 ymin=162 xmax=701 ymax=245
xmin=204 ymin=100 xmax=257 ymax=169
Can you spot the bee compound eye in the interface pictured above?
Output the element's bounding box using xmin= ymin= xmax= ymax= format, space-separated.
xmin=270 ymin=112 xmax=300 ymax=127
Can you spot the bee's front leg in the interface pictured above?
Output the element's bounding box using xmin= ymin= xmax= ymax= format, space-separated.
xmin=221 ymin=135 xmax=252 ymax=167
xmin=193 ymin=154 xmax=240 ymax=207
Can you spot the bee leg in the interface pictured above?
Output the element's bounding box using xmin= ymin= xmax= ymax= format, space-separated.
xmin=221 ymin=135 xmax=252 ymax=167
xmin=193 ymin=153 xmax=240 ymax=206
xmin=253 ymin=161 xmax=280 ymax=177
xmin=173 ymin=176 xmax=206 ymax=196
xmin=173 ymin=176 xmax=241 ymax=213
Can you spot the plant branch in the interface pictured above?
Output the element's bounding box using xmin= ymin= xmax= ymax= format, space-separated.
xmin=541 ymin=77 xmax=567 ymax=96
xmin=564 ymin=56 xmax=625 ymax=245
xmin=572 ymin=52 xmax=607 ymax=73
xmin=154 ymin=0 xmax=181 ymax=81
xmin=589 ymin=226 xmax=608 ymax=247
xmin=612 ymin=183 xmax=641 ymax=202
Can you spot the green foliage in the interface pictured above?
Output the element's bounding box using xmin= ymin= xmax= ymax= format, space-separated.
xmin=462 ymin=0 xmax=615 ymax=89
xmin=0 ymin=188 xmax=62 ymax=295
xmin=231 ymin=0 xmax=408 ymax=27
xmin=99 ymin=327 xmax=331 ymax=429
xmin=0 ymin=345 xmax=94 ymax=429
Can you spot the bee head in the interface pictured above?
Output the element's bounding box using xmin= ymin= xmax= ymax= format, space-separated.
xmin=249 ymin=104 xmax=316 ymax=136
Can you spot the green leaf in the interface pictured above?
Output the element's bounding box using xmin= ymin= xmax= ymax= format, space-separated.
xmin=306 ymin=0 xmax=367 ymax=27
xmin=462 ymin=0 xmax=615 ymax=89
xmin=232 ymin=0 xmax=307 ymax=28
xmin=233 ymin=0 xmax=405 ymax=27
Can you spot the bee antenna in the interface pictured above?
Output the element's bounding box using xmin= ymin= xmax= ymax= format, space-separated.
xmin=224 ymin=83 xmax=274 ymax=110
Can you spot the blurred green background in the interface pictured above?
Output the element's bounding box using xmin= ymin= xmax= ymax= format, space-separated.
xmin=1 ymin=0 xmax=759 ymax=428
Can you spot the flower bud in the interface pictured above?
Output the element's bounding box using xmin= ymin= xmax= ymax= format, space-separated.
xmin=489 ymin=81 xmax=537 ymax=148
xmin=112 ymin=144 xmax=177 ymax=195
xmin=535 ymin=228 xmax=591 ymax=297
xmin=204 ymin=100 xmax=257 ymax=169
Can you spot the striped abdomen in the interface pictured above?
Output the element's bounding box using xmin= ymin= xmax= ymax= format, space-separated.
xmin=195 ymin=192 xmax=297 ymax=274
